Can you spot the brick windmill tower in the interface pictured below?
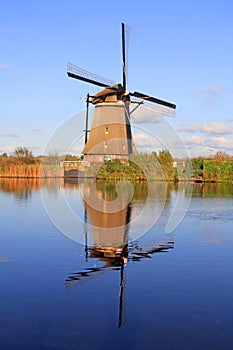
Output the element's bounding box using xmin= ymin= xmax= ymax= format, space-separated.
xmin=67 ymin=23 xmax=176 ymax=163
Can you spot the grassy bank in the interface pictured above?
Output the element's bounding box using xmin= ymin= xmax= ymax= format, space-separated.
xmin=0 ymin=150 xmax=232 ymax=182
xmin=97 ymin=153 xmax=233 ymax=183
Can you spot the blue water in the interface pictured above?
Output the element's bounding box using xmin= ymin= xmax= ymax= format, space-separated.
xmin=0 ymin=179 xmax=233 ymax=350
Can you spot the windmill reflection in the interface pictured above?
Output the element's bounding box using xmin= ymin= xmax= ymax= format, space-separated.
xmin=65 ymin=180 xmax=174 ymax=328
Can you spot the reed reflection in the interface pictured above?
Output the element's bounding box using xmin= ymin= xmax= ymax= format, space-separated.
xmin=0 ymin=178 xmax=64 ymax=201
xmin=0 ymin=178 xmax=40 ymax=201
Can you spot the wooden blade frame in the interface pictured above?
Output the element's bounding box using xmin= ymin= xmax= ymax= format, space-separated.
xmin=67 ymin=62 xmax=115 ymax=88
xmin=132 ymin=91 xmax=176 ymax=109
xmin=122 ymin=23 xmax=127 ymax=91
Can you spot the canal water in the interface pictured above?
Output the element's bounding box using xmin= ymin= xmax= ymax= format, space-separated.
xmin=0 ymin=178 xmax=233 ymax=350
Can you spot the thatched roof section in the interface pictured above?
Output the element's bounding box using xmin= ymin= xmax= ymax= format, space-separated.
xmin=91 ymin=84 xmax=124 ymax=104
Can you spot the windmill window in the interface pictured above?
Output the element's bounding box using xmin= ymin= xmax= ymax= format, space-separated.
xmin=105 ymin=127 xmax=109 ymax=135
xmin=104 ymin=141 xmax=108 ymax=148
xmin=122 ymin=144 xmax=126 ymax=151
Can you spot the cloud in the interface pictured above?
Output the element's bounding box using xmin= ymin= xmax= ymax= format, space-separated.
xmin=134 ymin=127 xmax=233 ymax=157
xmin=178 ymin=122 xmax=233 ymax=136
xmin=133 ymin=133 xmax=161 ymax=149
xmin=183 ymin=134 xmax=233 ymax=155
xmin=0 ymin=145 xmax=16 ymax=153
xmin=184 ymin=135 xmax=205 ymax=145
xmin=32 ymin=128 xmax=43 ymax=132
xmin=131 ymin=104 xmax=175 ymax=124
xmin=200 ymin=87 xmax=228 ymax=95
xmin=212 ymin=136 xmax=233 ymax=149
xmin=200 ymin=87 xmax=231 ymax=108
xmin=0 ymin=64 xmax=9 ymax=70
xmin=0 ymin=133 xmax=19 ymax=138
xmin=131 ymin=107 xmax=163 ymax=124
xmin=178 ymin=125 xmax=199 ymax=133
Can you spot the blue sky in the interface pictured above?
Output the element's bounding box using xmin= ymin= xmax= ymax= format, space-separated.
xmin=1 ymin=0 xmax=233 ymax=157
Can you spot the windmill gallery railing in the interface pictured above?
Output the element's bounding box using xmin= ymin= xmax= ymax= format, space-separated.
xmin=59 ymin=160 xmax=90 ymax=168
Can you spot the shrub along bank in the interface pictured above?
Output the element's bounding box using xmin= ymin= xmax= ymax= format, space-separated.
xmin=1 ymin=149 xmax=233 ymax=182
xmin=191 ymin=158 xmax=233 ymax=183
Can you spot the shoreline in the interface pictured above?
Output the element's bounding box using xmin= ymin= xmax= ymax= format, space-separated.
xmin=1 ymin=155 xmax=233 ymax=183
xmin=0 ymin=175 xmax=232 ymax=184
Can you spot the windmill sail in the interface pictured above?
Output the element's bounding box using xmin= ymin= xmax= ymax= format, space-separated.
xmin=122 ymin=22 xmax=127 ymax=91
xmin=131 ymin=91 xmax=176 ymax=109
xmin=67 ymin=62 xmax=115 ymax=88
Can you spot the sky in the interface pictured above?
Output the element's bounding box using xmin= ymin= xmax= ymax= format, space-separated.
xmin=1 ymin=0 xmax=233 ymax=158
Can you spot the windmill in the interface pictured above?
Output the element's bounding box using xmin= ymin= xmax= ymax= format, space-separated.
xmin=67 ymin=23 xmax=176 ymax=163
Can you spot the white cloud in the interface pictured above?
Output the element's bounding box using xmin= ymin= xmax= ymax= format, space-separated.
xmin=0 ymin=64 xmax=9 ymax=70
xmin=183 ymin=133 xmax=233 ymax=156
xmin=131 ymin=104 xmax=175 ymax=124
xmin=133 ymin=133 xmax=161 ymax=149
xmin=202 ymin=122 xmax=233 ymax=135
xmin=0 ymin=145 xmax=16 ymax=153
xmin=32 ymin=128 xmax=43 ymax=133
xmin=178 ymin=122 xmax=233 ymax=136
xmin=0 ymin=133 xmax=19 ymax=138
xmin=184 ymin=135 xmax=205 ymax=145
xmin=131 ymin=107 xmax=163 ymax=124
xmin=200 ymin=87 xmax=231 ymax=108
xmin=178 ymin=125 xmax=199 ymax=133
xmin=200 ymin=87 xmax=228 ymax=95
xmin=212 ymin=136 xmax=233 ymax=149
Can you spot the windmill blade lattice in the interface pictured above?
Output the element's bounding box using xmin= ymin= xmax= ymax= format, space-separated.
xmin=67 ymin=62 xmax=115 ymax=88
xmin=134 ymin=101 xmax=176 ymax=117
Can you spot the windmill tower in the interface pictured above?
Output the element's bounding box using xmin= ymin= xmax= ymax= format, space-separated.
xmin=67 ymin=23 xmax=176 ymax=163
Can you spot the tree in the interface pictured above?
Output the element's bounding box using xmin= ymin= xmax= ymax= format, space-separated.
xmin=0 ymin=152 xmax=8 ymax=158
xmin=158 ymin=150 xmax=177 ymax=181
xmin=13 ymin=146 xmax=33 ymax=158
xmin=210 ymin=151 xmax=232 ymax=161
xmin=158 ymin=150 xmax=173 ymax=165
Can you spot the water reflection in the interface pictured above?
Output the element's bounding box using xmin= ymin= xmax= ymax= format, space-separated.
xmin=1 ymin=178 xmax=232 ymax=349
xmin=191 ymin=182 xmax=233 ymax=198
xmin=0 ymin=178 xmax=64 ymax=201
xmin=0 ymin=178 xmax=39 ymax=201
xmin=66 ymin=242 xmax=174 ymax=328
xmin=1 ymin=177 xmax=232 ymax=200
xmin=64 ymin=179 xmax=174 ymax=327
